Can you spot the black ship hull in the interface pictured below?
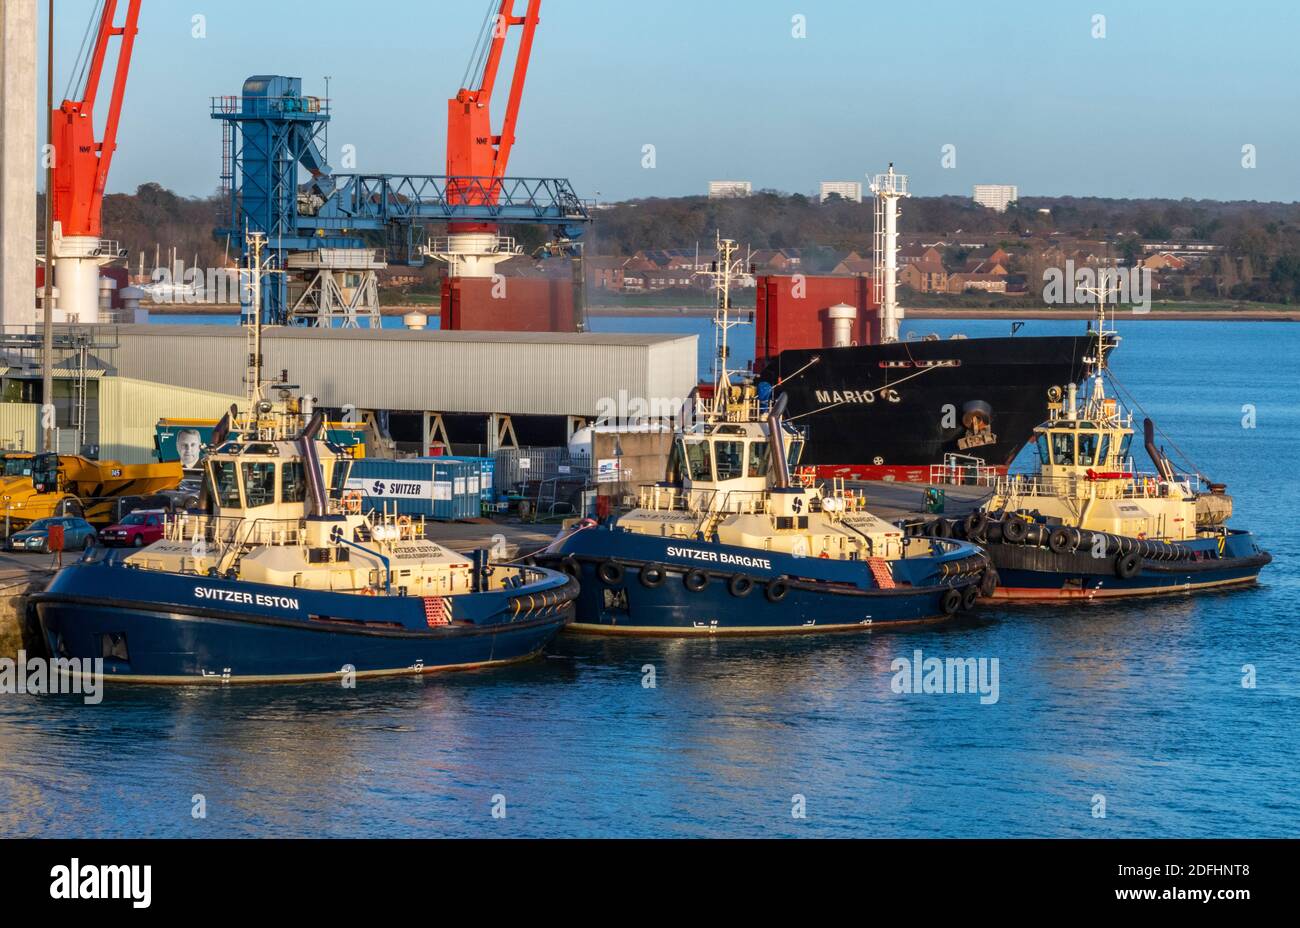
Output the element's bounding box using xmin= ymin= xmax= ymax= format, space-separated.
xmin=761 ymin=335 xmax=1098 ymax=482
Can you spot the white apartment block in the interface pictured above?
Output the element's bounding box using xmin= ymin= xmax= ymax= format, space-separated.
xmin=819 ymin=181 xmax=863 ymax=203
xmin=708 ymin=180 xmax=752 ymax=199
xmin=973 ymin=184 xmax=1018 ymax=212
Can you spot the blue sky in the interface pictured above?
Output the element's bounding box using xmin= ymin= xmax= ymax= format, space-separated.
xmin=38 ymin=0 xmax=1300 ymax=202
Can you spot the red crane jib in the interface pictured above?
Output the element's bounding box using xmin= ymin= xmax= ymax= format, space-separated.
xmin=51 ymin=0 xmax=142 ymax=240
xmin=446 ymin=0 xmax=542 ymax=227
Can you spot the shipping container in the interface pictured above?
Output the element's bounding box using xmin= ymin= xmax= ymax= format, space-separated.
xmin=346 ymin=458 xmax=480 ymax=521
xmin=440 ymin=456 xmax=497 ymax=507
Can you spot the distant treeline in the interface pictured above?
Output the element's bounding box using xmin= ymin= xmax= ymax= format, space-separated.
xmin=66 ymin=182 xmax=1300 ymax=303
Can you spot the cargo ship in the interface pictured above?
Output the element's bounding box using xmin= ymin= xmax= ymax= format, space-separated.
xmin=539 ymin=238 xmax=992 ymax=635
xmin=757 ymin=329 xmax=1103 ymax=483
xmin=754 ymin=166 xmax=1109 ymax=484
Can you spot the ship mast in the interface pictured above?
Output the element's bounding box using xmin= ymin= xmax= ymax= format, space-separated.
xmin=1075 ymin=276 xmax=1119 ymax=415
xmin=870 ymin=164 xmax=910 ymax=343
xmin=242 ymin=232 xmax=280 ymax=407
xmin=707 ymin=234 xmax=749 ymax=422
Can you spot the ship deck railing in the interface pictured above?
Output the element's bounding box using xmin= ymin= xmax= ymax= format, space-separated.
xmin=636 ymin=484 xmax=871 ymax=526
xmin=166 ymin=514 xmax=310 ymax=550
xmin=930 ymin=455 xmax=1000 ymax=487
xmin=693 ymin=396 xmax=763 ymax=424
xmin=996 ymin=471 xmax=1199 ymax=502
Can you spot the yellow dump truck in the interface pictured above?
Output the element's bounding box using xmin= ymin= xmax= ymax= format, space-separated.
xmin=0 ymin=453 xmax=184 ymax=530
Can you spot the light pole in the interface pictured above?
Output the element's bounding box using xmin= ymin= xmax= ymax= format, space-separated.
xmin=41 ymin=0 xmax=55 ymax=453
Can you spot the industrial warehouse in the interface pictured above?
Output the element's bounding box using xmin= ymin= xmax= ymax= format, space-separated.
xmin=1 ymin=324 xmax=697 ymax=462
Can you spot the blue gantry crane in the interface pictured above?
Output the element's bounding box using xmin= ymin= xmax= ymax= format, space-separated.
xmin=212 ymin=75 xmax=588 ymax=326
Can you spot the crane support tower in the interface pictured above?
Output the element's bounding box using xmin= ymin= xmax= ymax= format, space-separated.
xmin=213 ymin=86 xmax=589 ymax=324
xmin=47 ymin=0 xmax=141 ymax=323
xmin=430 ymin=0 xmax=543 ymax=278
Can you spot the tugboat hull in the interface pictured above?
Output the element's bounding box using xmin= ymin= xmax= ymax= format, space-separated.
xmin=541 ymin=526 xmax=988 ymax=635
xmin=30 ymin=561 xmax=576 ymax=684
xmin=983 ymin=531 xmax=1271 ymax=602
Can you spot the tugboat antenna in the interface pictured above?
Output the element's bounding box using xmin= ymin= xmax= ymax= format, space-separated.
xmin=707 ymin=234 xmax=749 ymax=422
xmin=242 ymin=231 xmax=285 ymax=408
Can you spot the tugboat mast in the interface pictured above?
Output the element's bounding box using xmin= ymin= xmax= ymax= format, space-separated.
xmin=1075 ymin=276 xmax=1120 ymax=417
xmin=707 ymin=234 xmax=750 ymax=422
xmin=242 ymin=232 xmax=282 ymax=408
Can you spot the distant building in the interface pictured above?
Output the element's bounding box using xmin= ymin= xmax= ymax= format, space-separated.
xmin=973 ymin=184 xmax=1019 ymax=212
xmin=708 ymin=180 xmax=752 ymax=199
xmin=819 ymin=181 xmax=863 ymax=203
xmin=1139 ymin=253 xmax=1188 ymax=271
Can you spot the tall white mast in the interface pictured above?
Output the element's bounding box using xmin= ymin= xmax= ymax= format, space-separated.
xmin=707 ymin=234 xmax=749 ymax=422
xmin=870 ymin=164 xmax=910 ymax=343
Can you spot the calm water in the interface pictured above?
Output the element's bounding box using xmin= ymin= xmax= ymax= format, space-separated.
xmin=1 ymin=319 xmax=1298 ymax=838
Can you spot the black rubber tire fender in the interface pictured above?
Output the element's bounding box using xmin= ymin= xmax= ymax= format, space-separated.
xmin=941 ymin=587 xmax=963 ymax=615
xmin=927 ymin=518 xmax=953 ymax=539
xmin=684 ymin=569 xmax=711 ymax=593
xmin=597 ymin=561 xmax=625 ymax=586
xmin=964 ymin=510 xmax=989 ymax=538
xmin=1002 ymin=516 xmax=1029 ymax=544
xmin=1115 ymin=552 xmax=1142 ymax=579
xmin=765 ymin=578 xmax=790 ymax=603
xmin=639 ymin=563 xmax=667 ymax=588
xmin=728 ymin=574 xmax=754 ymax=598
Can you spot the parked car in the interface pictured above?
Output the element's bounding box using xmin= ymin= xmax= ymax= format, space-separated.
xmin=99 ymin=510 xmax=167 ymax=548
xmin=6 ymin=517 xmax=99 ymax=553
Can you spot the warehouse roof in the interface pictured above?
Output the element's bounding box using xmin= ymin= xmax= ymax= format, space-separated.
xmin=107 ymin=324 xmax=699 ymax=418
xmin=113 ymin=325 xmax=687 ymax=348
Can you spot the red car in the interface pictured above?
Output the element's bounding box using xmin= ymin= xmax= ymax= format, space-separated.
xmin=99 ymin=510 xmax=167 ymax=548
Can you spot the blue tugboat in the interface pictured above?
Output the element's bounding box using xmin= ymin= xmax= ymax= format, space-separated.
xmin=538 ymin=238 xmax=991 ymax=635
xmin=971 ymin=288 xmax=1271 ymax=601
xmin=29 ymin=236 xmax=575 ymax=683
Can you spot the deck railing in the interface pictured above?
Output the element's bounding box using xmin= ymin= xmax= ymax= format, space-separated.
xmin=930 ymin=454 xmax=1000 ymax=487
xmin=995 ymin=471 xmax=1198 ymax=502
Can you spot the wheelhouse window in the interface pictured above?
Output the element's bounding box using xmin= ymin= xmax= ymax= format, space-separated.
xmin=329 ymin=460 xmax=352 ymax=498
xmin=282 ymin=462 xmax=308 ymax=504
xmin=242 ymin=462 xmax=277 ymax=508
xmin=748 ymin=441 xmax=770 ymax=478
xmin=666 ymin=440 xmax=684 ymax=483
xmin=714 ymin=441 xmax=745 ymax=480
xmin=683 ymin=439 xmax=713 ymax=481
xmin=211 ymin=461 xmax=242 ymax=509
xmin=1096 ymin=434 xmax=1112 ymax=467
xmin=786 ymin=439 xmax=804 ymax=470
xmin=1035 ymin=434 xmax=1050 ymax=466
xmin=1050 ymin=432 xmax=1076 ymax=466
xmin=1077 ymin=431 xmax=1100 ymax=467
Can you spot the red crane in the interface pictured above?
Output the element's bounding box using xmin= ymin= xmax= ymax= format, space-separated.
xmin=446 ymin=0 xmax=542 ymax=220
xmin=51 ymin=0 xmax=142 ymax=241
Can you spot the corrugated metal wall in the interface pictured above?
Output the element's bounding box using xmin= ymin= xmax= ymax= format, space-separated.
xmin=108 ymin=326 xmax=698 ymax=417
xmin=98 ymin=377 xmax=243 ymax=464
xmin=0 ymin=404 xmax=39 ymax=451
